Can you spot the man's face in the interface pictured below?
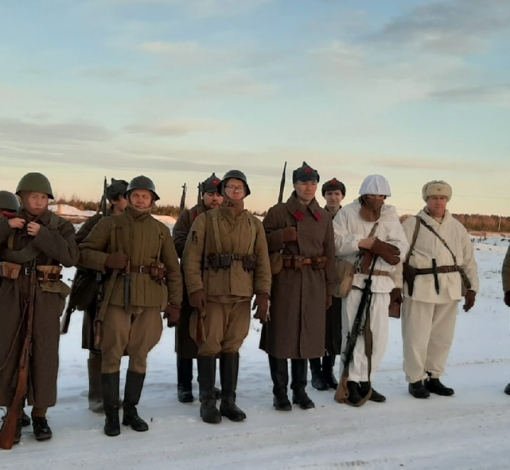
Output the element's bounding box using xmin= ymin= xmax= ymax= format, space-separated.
xmin=363 ymin=194 xmax=385 ymax=212
xmin=294 ymin=180 xmax=318 ymax=204
xmin=223 ymin=178 xmax=245 ymax=201
xmin=203 ymin=191 xmax=223 ymax=209
xmin=426 ymin=195 xmax=448 ymax=218
xmin=112 ymin=195 xmax=128 ymax=214
xmin=129 ymin=189 xmax=154 ymax=210
xmin=325 ymin=190 xmax=344 ymax=209
xmin=21 ymin=191 xmax=49 ymax=216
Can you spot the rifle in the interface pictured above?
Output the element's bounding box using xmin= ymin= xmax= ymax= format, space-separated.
xmin=94 ymin=270 xmax=119 ymax=349
xmin=277 ymin=161 xmax=287 ymax=204
xmin=179 ymin=183 xmax=187 ymax=214
xmin=0 ymin=261 xmax=37 ymax=450
xmin=196 ymin=182 xmax=203 ymax=217
xmin=334 ymin=255 xmax=378 ymax=406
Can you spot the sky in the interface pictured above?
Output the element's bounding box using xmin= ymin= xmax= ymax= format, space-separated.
xmin=1 ymin=0 xmax=510 ymax=215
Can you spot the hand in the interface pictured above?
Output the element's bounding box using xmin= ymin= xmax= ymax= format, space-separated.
xmin=105 ymin=252 xmax=128 ymax=270
xmin=281 ymin=227 xmax=298 ymax=242
xmin=505 ymin=291 xmax=510 ymax=307
xmin=370 ymin=238 xmax=400 ymax=265
xmin=8 ymin=217 xmax=25 ymax=230
xmin=326 ymin=295 xmax=333 ymax=310
xmin=358 ymin=237 xmax=376 ymax=250
xmin=389 ymin=288 xmax=403 ymax=306
xmin=252 ymin=293 xmax=270 ymax=323
xmin=463 ymin=289 xmax=476 ymax=312
xmin=26 ymin=221 xmax=41 ymax=237
xmin=163 ymin=304 xmax=181 ymax=328
xmin=189 ymin=289 xmax=206 ymax=315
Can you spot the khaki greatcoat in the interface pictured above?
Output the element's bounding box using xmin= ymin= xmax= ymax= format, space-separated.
xmin=0 ymin=209 xmax=79 ymax=408
xmin=260 ymin=193 xmax=336 ymax=360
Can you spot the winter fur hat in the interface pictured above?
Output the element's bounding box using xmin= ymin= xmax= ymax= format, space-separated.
xmin=359 ymin=174 xmax=391 ymax=197
xmin=422 ymin=180 xmax=452 ymax=202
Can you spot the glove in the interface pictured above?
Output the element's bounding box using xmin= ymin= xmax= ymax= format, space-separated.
xmin=326 ymin=295 xmax=333 ymax=310
xmin=163 ymin=304 xmax=181 ymax=328
xmin=463 ymin=290 xmax=476 ymax=312
xmin=189 ymin=289 xmax=206 ymax=315
xmin=281 ymin=227 xmax=298 ymax=242
xmin=105 ymin=252 xmax=128 ymax=270
xmin=388 ymin=288 xmax=402 ymax=318
xmin=505 ymin=291 xmax=510 ymax=307
xmin=252 ymin=293 xmax=270 ymax=323
xmin=389 ymin=288 xmax=403 ymax=306
xmin=370 ymin=239 xmax=400 ymax=265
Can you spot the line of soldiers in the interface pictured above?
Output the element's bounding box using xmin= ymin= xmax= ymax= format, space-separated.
xmin=0 ymin=163 xmax=494 ymax=447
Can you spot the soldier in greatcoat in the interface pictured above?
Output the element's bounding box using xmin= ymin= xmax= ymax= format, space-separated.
xmin=183 ymin=170 xmax=271 ymax=424
xmin=79 ymin=175 xmax=182 ymax=437
xmin=309 ymin=178 xmax=346 ymax=391
xmin=0 ymin=173 xmax=79 ymax=443
xmin=503 ymin=244 xmax=510 ymax=395
xmin=74 ymin=179 xmax=128 ymax=413
xmin=401 ymin=180 xmax=479 ymax=399
xmin=172 ymin=173 xmax=223 ymax=403
xmin=333 ymin=174 xmax=409 ymax=406
xmin=260 ymin=162 xmax=336 ymax=411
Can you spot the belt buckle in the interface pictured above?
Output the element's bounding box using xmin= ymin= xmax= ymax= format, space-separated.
xmin=23 ymin=267 xmax=32 ymax=275
xmin=138 ymin=266 xmax=146 ymax=273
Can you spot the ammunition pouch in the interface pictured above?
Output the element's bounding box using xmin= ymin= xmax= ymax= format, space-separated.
xmin=71 ymin=269 xmax=101 ymax=311
xmin=336 ymin=259 xmax=355 ymax=298
xmin=0 ymin=261 xmax=22 ymax=280
xmin=242 ymin=255 xmax=257 ymax=272
xmin=205 ymin=253 xmax=257 ymax=272
xmin=36 ymin=265 xmax=63 ymax=282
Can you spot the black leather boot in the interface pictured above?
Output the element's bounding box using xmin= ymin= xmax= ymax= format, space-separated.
xmin=219 ymin=353 xmax=246 ymax=422
xmin=177 ymin=357 xmax=194 ymax=403
xmin=322 ymin=355 xmax=338 ymax=390
xmin=360 ymin=381 xmax=386 ymax=402
xmin=268 ymin=355 xmax=291 ymax=411
xmin=122 ymin=371 xmax=149 ymax=432
xmin=291 ymin=359 xmax=315 ymax=410
xmin=88 ymin=354 xmax=104 ymax=413
xmin=32 ymin=416 xmax=52 ymax=441
xmin=102 ymin=372 xmax=121 ymax=437
xmin=309 ymin=358 xmax=329 ymax=391
xmin=21 ymin=408 xmax=31 ymax=427
xmin=408 ymin=380 xmax=430 ymax=399
xmin=425 ymin=375 xmax=454 ymax=396
xmin=197 ymin=356 xmax=221 ymax=424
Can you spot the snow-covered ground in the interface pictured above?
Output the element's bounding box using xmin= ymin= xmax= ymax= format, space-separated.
xmin=2 ymin=235 xmax=510 ymax=470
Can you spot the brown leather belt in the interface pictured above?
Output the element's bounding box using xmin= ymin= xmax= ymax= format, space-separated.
xmin=129 ymin=265 xmax=152 ymax=274
xmin=415 ymin=265 xmax=459 ymax=275
xmin=359 ymin=268 xmax=390 ymax=277
xmin=20 ymin=269 xmax=62 ymax=281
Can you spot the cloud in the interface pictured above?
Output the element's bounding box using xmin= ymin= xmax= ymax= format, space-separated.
xmin=78 ymin=67 xmax=159 ymax=86
xmin=0 ymin=119 xmax=113 ymax=144
xmin=123 ymin=119 xmax=230 ymax=137
xmin=369 ymin=0 xmax=510 ymax=55
xmin=428 ymin=84 xmax=510 ymax=103
xmin=372 ymin=157 xmax=497 ymax=174
xmin=198 ymin=73 xmax=276 ymax=97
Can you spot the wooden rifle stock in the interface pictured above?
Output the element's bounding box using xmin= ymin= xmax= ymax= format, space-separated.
xmin=0 ymin=262 xmax=37 ymax=450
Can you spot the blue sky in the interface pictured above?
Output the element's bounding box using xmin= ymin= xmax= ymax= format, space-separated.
xmin=1 ymin=0 xmax=509 ymax=215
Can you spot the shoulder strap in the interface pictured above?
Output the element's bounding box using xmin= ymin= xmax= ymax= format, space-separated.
xmin=248 ymin=217 xmax=257 ymax=256
xmin=211 ymin=212 xmax=224 ymax=253
xmin=405 ymin=217 xmax=421 ymax=264
xmin=419 ymin=218 xmax=458 ymax=265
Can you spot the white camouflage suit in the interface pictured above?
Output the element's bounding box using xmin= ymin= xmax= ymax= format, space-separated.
xmin=401 ymin=209 xmax=479 ymax=383
xmin=333 ymin=199 xmax=409 ymax=383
